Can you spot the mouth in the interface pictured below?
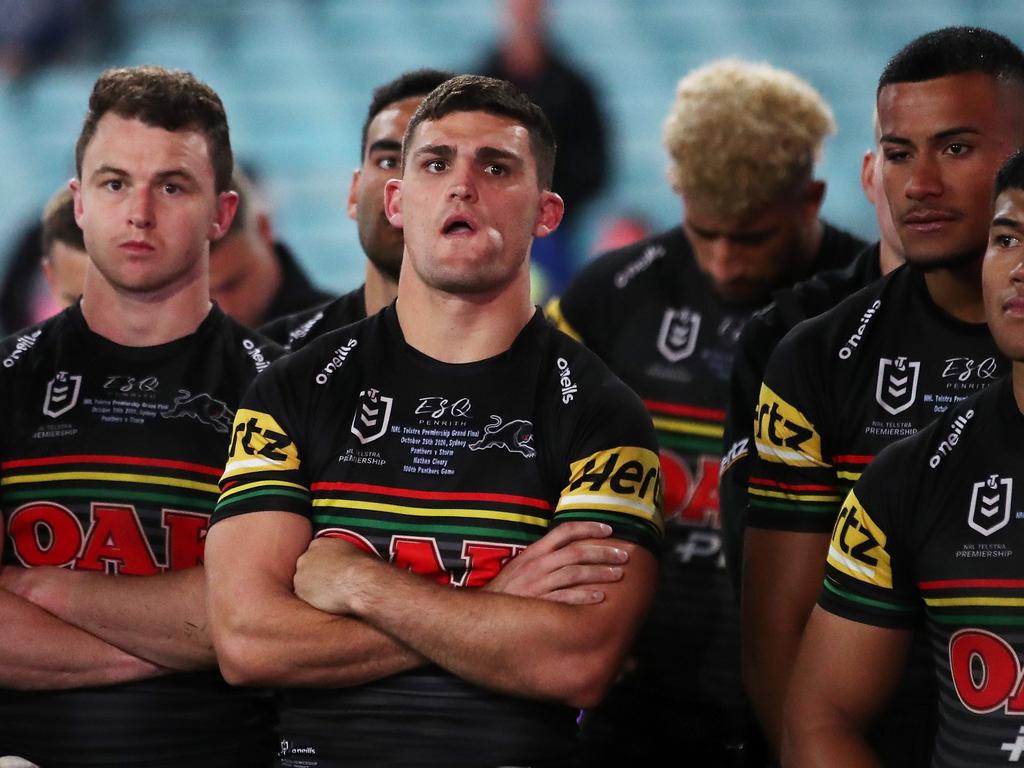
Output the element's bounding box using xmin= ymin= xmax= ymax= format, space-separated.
xmin=441 ymin=213 xmax=477 ymax=237
xmin=902 ymin=209 xmax=960 ymax=232
xmin=120 ymin=240 xmax=156 ymax=254
xmin=1002 ymin=295 xmax=1024 ymax=317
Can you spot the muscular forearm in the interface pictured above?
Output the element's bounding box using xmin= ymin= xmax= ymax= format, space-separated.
xmin=742 ymin=624 xmax=804 ymax=751
xmin=782 ymin=719 xmax=881 ymax=768
xmin=4 ymin=566 xmax=215 ymax=670
xmin=0 ymin=589 xmax=165 ymax=690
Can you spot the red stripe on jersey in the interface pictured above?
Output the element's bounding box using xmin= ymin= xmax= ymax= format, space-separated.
xmin=919 ymin=578 xmax=1024 ymax=590
xmin=1 ymin=454 xmax=223 ymax=476
xmin=832 ymin=454 xmax=874 ymax=465
xmin=643 ymin=399 xmax=725 ymax=422
xmin=311 ymin=481 xmax=551 ymax=510
xmin=748 ymin=477 xmax=837 ymax=492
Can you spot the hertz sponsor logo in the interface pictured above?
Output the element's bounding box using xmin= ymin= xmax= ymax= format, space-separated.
xmin=3 ymin=328 xmax=43 ymax=369
xmin=558 ymin=447 xmax=663 ymax=527
xmin=828 ymin=491 xmax=892 ymax=588
xmin=224 ymin=408 xmax=300 ymax=478
xmin=838 ymin=299 xmax=882 ymax=360
xmin=556 ymin=357 xmax=578 ymax=403
xmin=316 ymin=338 xmax=358 ymax=384
xmin=929 ymin=409 xmax=975 ymax=469
xmin=753 ymin=384 xmax=825 ymax=467
xmin=720 ymin=437 xmax=749 ymax=475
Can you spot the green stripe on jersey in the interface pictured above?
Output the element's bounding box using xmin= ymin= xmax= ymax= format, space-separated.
xmin=2 ymin=486 xmax=215 ymax=510
xmin=312 ymin=513 xmax=540 ymax=543
xmin=823 ymin=579 xmax=915 ymax=614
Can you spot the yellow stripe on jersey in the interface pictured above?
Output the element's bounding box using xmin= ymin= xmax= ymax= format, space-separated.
xmin=827 ymin=491 xmax=893 ymax=589
xmin=1 ymin=471 xmax=219 ymax=494
xmin=312 ymin=497 xmax=549 ymax=528
xmin=747 ymin=487 xmax=842 ymax=503
xmin=219 ymin=478 xmax=310 ymax=500
xmin=222 ymin=408 xmax=300 ymax=479
xmin=559 ymin=446 xmax=663 ymax=528
xmin=543 ymin=298 xmax=582 ymax=342
xmin=924 ymin=597 xmax=1024 ymax=608
xmin=651 ymin=416 xmax=724 ymax=439
xmin=752 ymin=383 xmax=826 ymax=467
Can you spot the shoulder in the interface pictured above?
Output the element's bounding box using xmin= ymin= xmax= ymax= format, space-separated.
xmin=0 ymin=314 xmax=60 ymax=372
xmin=260 ymin=286 xmax=367 ymax=351
xmin=214 ymin=314 xmax=286 ymax=377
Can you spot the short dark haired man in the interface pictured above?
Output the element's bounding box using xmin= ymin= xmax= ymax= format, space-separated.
xmin=545 ymin=58 xmax=865 ymax=763
xmin=39 ymin=186 xmax=89 ymax=309
xmin=261 ymin=68 xmax=453 ymax=349
xmin=742 ymin=27 xmax=1024 ymax=763
xmin=205 ymin=75 xmax=662 ymax=766
xmin=785 ymin=146 xmax=1024 ymax=767
xmin=0 ymin=65 xmax=281 ymax=765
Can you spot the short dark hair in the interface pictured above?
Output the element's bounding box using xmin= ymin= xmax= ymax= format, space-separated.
xmin=40 ymin=188 xmax=85 ymax=257
xmin=360 ymin=68 xmax=454 ymax=160
xmin=878 ymin=27 xmax=1024 ymax=95
xmin=75 ymin=66 xmax=233 ymax=192
xmin=402 ymin=74 xmax=557 ymax=190
xmin=994 ymin=147 xmax=1024 ymax=200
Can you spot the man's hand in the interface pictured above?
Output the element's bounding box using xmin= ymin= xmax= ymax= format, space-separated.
xmin=486 ymin=521 xmax=628 ymax=604
xmin=293 ymin=536 xmax=381 ymax=615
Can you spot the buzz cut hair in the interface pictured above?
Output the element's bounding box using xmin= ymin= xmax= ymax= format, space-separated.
xmin=360 ymin=68 xmax=455 ymax=160
xmin=994 ymin=147 xmax=1024 ymax=200
xmin=75 ymin=65 xmax=233 ymax=193
xmin=878 ymin=27 xmax=1024 ymax=96
xmin=402 ymin=74 xmax=557 ymax=190
xmin=663 ymin=58 xmax=835 ymax=220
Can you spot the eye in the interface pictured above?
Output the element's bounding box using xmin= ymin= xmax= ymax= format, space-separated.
xmin=883 ymin=149 xmax=910 ymax=163
xmin=425 ymin=159 xmax=447 ymax=173
xmin=945 ymin=142 xmax=971 ymax=157
xmin=103 ymin=179 xmax=124 ymax=192
xmin=995 ymin=233 xmax=1021 ymax=248
xmin=375 ymin=156 xmax=399 ymax=171
xmin=484 ymin=163 xmax=508 ymax=176
xmin=162 ymin=183 xmax=181 ymax=195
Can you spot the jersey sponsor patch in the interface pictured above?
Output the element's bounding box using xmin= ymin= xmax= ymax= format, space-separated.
xmin=657 ymin=308 xmax=701 ymax=362
xmin=753 ymin=383 xmax=825 ymax=467
xmin=557 ymin=446 xmax=662 ymax=528
xmin=969 ymin=475 xmax=1014 ymax=537
xmin=224 ymin=408 xmax=300 ymax=478
xmin=42 ymin=371 xmax=82 ymax=418
xmin=875 ymin=356 xmax=921 ymax=416
xmin=827 ymin=491 xmax=893 ymax=589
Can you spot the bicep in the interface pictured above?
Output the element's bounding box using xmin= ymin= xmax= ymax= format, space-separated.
xmin=742 ymin=528 xmax=831 ymax=635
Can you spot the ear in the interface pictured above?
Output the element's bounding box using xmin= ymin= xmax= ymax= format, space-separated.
xmin=347 ymin=169 xmax=361 ymax=222
xmin=860 ymin=150 xmax=878 ymax=205
xmin=70 ymin=178 xmax=84 ymax=228
xmin=533 ymin=190 xmax=565 ymax=238
xmin=800 ymin=179 xmax=826 ymax=220
xmin=209 ymin=190 xmax=240 ymax=242
xmin=384 ymin=179 xmax=403 ymax=228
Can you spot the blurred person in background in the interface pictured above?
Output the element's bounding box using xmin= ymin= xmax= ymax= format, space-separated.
xmin=39 ymin=185 xmax=89 ymax=309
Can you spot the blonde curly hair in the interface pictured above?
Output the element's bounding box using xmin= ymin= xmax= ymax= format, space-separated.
xmin=664 ymin=58 xmax=835 ymax=219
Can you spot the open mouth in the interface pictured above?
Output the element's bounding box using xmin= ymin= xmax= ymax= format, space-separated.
xmin=442 ymin=215 xmax=476 ymax=236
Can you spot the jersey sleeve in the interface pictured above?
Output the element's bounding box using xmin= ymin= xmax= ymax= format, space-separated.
xmin=553 ymin=373 xmax=664 ymax=554
xmin=746 ymin=322 xmax=840 ymax=533
xmin=213 ymin=360 xmax=311 ymax=523
xmin=818 ymin=442 xmax=921 ymax=629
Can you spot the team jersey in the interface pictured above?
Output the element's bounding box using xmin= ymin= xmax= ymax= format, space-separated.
xmin=720 ymin=244 xmax=884 ymax=592
xmin=259 ymin=285 xmax=366 ymax=351
xmin=0 ymin=303 xmax=282 ymax=767
xmin=820 ymin=376 xmax=1024 ymax=767
xmin=212 ymin=304 xmax=663 ymax=768
xmin=546 ymin=222 xmax=864 ymax=756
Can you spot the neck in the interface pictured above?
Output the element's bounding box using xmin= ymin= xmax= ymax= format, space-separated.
xmin=363 ymin=262 xmax=399 ymax=316
xmin=395 ymin=271 xmax=534 ymax=364
xmin=1014 ymin=362 xmax=1024 ymax=416
xmin=80 ymin=268 xmax=212 ymax=346
xmin=921 ymin=257 xmax=986 ymax=323
xmin=878 ymin=239 xmax=904 ymax=276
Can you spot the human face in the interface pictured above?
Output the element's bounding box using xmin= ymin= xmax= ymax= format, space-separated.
xmin=983 ymin=187 xmax=1024 ymax=362
xmin=384 ymin=110 xmax=563 ymax=296
xmin=72 ymin=113 xmax=236 ymax=297
xmin=879 ymin=73 xmax=1024 ymax=270
xmin=42 ymin=241 xmax=89 ymax=307
xmin=209 ymin=224 xmax=275 ymax=326
xmin=348 ymin=96 xmax=422 ymax=281
xmin=683 ymin=190 xmax=821 ymax=304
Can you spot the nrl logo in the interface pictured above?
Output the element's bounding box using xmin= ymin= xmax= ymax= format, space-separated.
xmin=875 ymin=356 xmax=920 ymax=416
xmin=657 ymin=308 xmax=701 ymax=363
xmin=43 ymin=370 xmax=82 ymax=418
xmin=968 ymin=474 xmax=1014 ymax=536
xmin=351 ymin=388 xmax=393 ymax=444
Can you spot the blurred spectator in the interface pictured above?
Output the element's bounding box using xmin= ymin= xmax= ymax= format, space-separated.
xmin=209 ymin=168 xmax=336 ymax=328
xmin=479 ymin=0 xmax=609 ymax=297
xmin=40 ymin=186 xmax=88 ymax=308
xmin=0 ymin=0 xmax=114 ymax=80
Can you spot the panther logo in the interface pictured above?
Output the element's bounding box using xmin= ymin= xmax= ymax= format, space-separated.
xmin=161 ymin=389 xmax=234 ymax=433
xmin=469 ymin=416 xmax=535 ymax=457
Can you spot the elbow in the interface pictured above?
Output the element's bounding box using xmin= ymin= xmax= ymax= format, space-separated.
xmin=213 ymin=631 xmax=281 ymax=686
xmin=547 ymin=649 xmax=621 ymax=709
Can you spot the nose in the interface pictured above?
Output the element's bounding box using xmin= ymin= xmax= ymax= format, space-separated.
xmin=1011 ymin=259 xmax=1024 ymax=285
xmin=707 ymin=237 xmax=743 ymax=284
xmin=128 ymin=188 xmax=155 ymax=229
xmin=447 ymin=164 xmax=478 ymax=203
xmin=904 ymin=155 xmax=944 ymax=201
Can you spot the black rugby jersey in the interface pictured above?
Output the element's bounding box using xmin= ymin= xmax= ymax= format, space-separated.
xmin=547 ymin=223 xmax=864 ymax=755
xmin=820 ymin=377 xmax=1024 ymax=768
xmin=213 ymin=304 xmax=663 ymax=767
xmin=720 ymin=244 xmax=884 ymax=590
xmin=0 ymin=303 xmax=281 ymax=767
xmin=260 ymin=285 xmax=366 ymax=351
xmin=748 ymin=263 xmax=1006 ymax=533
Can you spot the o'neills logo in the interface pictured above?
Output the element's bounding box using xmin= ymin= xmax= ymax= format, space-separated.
xmin=315 ymin=339 xmax=358 ymax=385
xmin=242 ymin=338 xmax=271 ymax=373
xmin=3 ymin=329 xmax=42 ymax=368
xmin=929 ymin=409 xmax=975 ymax=469
xmin=838 ymin=299 xmax=882 ymax=360
xmin=556 ymin=357 xmax=578 ymax=403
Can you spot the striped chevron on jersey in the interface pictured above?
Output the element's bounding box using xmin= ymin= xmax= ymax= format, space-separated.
xmin=747 ymin=475 xmax=843 ymax=515
xmin=920 ymin=578 xmax=1024 ymax=626
xmin=644 ymin=399 xmax=723 ymax=454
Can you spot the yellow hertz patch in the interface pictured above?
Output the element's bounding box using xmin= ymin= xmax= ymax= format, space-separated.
xmin=222 ymin=408 xmax=300 ymax=480
xmin=752 ymin=383 xmax=826 ymax=467
xmin=543 ymin=298 xmax=582 ymax=342
xmin=557 ymin=446 xmax=663 ymax=530
xmin=827 ymin=490 xmax=893 ymax=589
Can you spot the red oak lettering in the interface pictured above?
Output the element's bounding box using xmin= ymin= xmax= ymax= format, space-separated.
xmin=7 ymin=502 xmax=84 ymax=567
xmin=162 ymin=510 xmax=210 ymax=570
xmin=391 ymin=536 xmax=451 ymax=585
xmin=659 ymin=450 xmax=721 ymax=527
xmin=460 ymin=541 xmax=522 ymax=588
xmin=76 ymin=503 xmax=160 ymax=575
xmin=950 ymin=629 xmax=1024 ymax=714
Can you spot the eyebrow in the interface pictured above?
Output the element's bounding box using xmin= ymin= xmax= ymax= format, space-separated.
xmin=90 ymin=165 xmax=197 ymax=184
xmin=992 ymin=215 xmax=1023 ymax=229
xmin=413 ymin=144 xmax=453 ymax=160
xmin=476 ymin=146 xmax=521 ymax=165
xmin=879 ymin=126 xmax=980 ymax=145
xmin=367 ymin=139 xmax=402 ymax=155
